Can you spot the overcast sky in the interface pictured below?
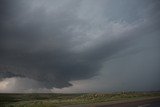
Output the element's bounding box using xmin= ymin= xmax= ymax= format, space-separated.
xmin=0 ymin=0 xmax=160 ymax=93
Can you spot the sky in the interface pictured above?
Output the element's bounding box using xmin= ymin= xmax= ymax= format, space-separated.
xmin=0 ymin=0 xmax=160 ymax=93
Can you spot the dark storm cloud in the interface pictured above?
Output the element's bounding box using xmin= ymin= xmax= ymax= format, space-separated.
xmin=0 ymin=0 xmax=97 ymax=88
xmin=0 ymin=0 xmax=160 ymax=89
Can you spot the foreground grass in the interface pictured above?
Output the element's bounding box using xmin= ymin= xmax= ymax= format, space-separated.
xmin=0 ymin=92 xmax=160 ymax=107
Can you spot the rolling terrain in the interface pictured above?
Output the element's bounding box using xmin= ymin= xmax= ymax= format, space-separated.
xmin=0 ymin=92 xmax=160 ymax=107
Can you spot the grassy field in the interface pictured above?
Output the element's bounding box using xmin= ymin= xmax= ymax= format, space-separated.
xmin=0 ymin=92 xmax=160 ymax=107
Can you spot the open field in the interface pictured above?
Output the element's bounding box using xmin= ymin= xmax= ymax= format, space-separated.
xmin=0 ymin=92 xmax=160 ymax=107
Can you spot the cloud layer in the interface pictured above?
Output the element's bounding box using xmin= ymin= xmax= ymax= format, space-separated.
xmin=0 ymin=0 xmax=160 ymax=92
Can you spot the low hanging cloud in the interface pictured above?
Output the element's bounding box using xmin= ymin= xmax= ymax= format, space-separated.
xmin=0 ymin=0 xmax=160 ymax=92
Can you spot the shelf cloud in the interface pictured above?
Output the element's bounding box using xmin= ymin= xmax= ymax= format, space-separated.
xmin=0 ymin=0 xmax=160 ymax=92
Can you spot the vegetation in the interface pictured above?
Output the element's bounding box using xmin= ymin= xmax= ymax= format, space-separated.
xmin=0 ymin=92 xmax=160 ymax=107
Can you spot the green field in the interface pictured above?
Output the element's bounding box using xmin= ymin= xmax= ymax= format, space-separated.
xmin=1 ymin=92 xmax=160 ymax=107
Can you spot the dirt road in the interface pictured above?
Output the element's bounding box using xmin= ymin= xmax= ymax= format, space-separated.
xmin=97 ymin=98 xmax=160 ymax=107
xmin=63 ymin=97 xmax=160 ymax=107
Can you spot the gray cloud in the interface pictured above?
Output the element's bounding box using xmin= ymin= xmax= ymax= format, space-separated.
xmin=0 ymin=0 xmax=160 ymax=91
